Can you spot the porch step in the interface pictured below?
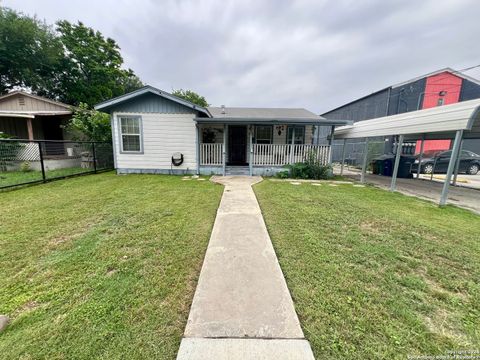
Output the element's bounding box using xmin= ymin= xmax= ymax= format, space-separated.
xmin=225 ymin=166 xmax=250 ymax=176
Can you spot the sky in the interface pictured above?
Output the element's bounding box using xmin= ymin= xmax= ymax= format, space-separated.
xmin=4 ymin=0 xmax=480 ymax=113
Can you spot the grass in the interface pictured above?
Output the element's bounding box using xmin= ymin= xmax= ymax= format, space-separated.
xmin=0 ymin=167 xmax=94 ymax=188
xmin=0 ymin=173 xmax=223 ymax=359
xmin=254 ymin=180 xmax=480 ymax=359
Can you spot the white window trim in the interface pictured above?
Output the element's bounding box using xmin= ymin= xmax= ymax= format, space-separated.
xmin=255 ymin=125 xmax=273 ymax=144
xmin=118 ymin=115 xmax=144 ymax=154
xmin=286 ymin=125 xmax=305 ymax=144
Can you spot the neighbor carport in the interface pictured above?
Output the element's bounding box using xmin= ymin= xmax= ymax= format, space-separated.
xmin=334 ymin=99 xmax=480 ymax=206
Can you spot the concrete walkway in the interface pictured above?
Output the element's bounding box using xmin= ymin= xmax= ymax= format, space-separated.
xmin=177 ymin=176 xmax=314 ymax=359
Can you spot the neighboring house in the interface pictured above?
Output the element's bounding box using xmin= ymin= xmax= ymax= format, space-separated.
xmin=95 ymin=86 xmax=348 ymax=176
xmin=0 ymin=91 xmax=72 ymax=142
xmin=321 ymin=68 xmax=480 ymax=156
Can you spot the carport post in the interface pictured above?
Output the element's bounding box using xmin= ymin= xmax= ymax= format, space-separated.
xmin=340 ymin=138 xmax=347 ymax=176
xmin=416 ymin=134 xmax=425 ymax=179
xmin=452 ymin=139 xmax=464 ymax=186
xmin=361 ymin=138 xmax=369 ymax=183
xmin=390 ymin=135 xmax=404 ymax=192
xmin=439 ymin=130 xmax=463 ymax=206
xmin=328 ymin=125 xmax=335 ymax=164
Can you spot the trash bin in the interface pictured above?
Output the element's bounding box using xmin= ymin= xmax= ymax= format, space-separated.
xmin=398 ymin=156 xmax=415 ymax=178
xmin=371 ymin=159 xmax=381 ymax=174
xmin=372 ymin=155 xmax=394 ymax=176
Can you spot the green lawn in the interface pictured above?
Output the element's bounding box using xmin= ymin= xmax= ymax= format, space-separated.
xmin=0 ymin=173 xmax=223 ymax=359
xmin=254 ymin=180 xmax=480 ymax=359
xmin=0 ymin=167 xmax=94 ymax=188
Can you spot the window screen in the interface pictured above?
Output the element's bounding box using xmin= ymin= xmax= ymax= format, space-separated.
xmin=255 ymin=125 xmax=273 ymax=144
xmin=287 ymin=126 xmax=305 ymax=144
xmin=119 ymin=116 xmax=142 ymax=152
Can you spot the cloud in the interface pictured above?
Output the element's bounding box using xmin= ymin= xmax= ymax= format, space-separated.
xmin=4 ymin=0 xmax=480 ymax=112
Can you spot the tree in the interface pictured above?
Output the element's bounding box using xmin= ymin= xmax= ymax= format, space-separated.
xmin=172 ymin=89 xmax=209 ymax=107
xmin=0 ymin=7 xmax=63 ymax=94
xmin=65 ymin=103 xmax=111 ymax=142
xmin=55 ymin=21 xmax=143 ymax=106
xmin=0 ymin=8 xmax=144 ymax=106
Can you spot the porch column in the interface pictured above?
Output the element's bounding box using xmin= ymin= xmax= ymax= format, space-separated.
xmin=340 ymin=138 xmax=347 ymax=176
xmin=390 ymin=134 xmax=404 ymax=192
xmin=439 ymin=130 xmax=463 ymax=206
xmin=26 ymin=117 xmax=34 ymax=140
xmin=361 ymin=138 xmax=369 ymax=183
xmin=416 ymin=134 xmax=425 ymax=179
xmin=289 ymin=127 xmax=296 ymax=164
xmin=195 ymin=124 xmax=200 ymax=175
xmin=223 ymin=124 xmax=227 ymax=176
xmin=452 ymin=138 xmax=464 ymax=186
xmin=249 ymin=126 xmax=253 ymax=176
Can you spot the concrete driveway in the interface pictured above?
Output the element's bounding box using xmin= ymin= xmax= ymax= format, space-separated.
xmin=338 ymin=167 xmax=480 ymax=214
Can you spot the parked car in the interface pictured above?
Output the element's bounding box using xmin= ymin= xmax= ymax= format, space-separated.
xmin=411 ymin=150 xmax=480 ymax=175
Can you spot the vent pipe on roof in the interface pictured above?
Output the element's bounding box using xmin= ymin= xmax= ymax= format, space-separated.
xmin=221 ymin=105 xmax=226 ymax=114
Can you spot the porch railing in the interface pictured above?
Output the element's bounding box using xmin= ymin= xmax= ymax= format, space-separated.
xmin=200 ymin=143 xmax=224 ymax=165
xmin=252 ymin=144 xmax=331 ymax=166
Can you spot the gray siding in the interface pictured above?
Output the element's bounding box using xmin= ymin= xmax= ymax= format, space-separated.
xmin=322 ymin=89 xmax=390 ymax=122
xmin=387 ymin=78 xmax=426 ymax=114
xmin=460 ymin=79 xmax=480 ymax=102
xmin=108 ymin=93 xmax=197 ymax=114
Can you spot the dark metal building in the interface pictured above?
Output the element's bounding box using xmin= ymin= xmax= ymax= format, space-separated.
xmin=322 ymin=68 xmax=480 ymax=156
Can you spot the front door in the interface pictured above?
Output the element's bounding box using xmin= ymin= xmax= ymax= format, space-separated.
xmin=228 ymin=126 xmax=247 ymax=165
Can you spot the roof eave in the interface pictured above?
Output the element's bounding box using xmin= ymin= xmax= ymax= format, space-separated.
xmin=194 ymin=117 xmax=352 ymax=126
xmin=94 ymin=86 xmax=210 ymax=116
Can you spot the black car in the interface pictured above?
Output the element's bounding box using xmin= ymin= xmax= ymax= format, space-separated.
xmin=411 ymin=150 xmax=480 ymax=175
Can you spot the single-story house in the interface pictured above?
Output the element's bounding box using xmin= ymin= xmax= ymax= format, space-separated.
xmin=95 ymin=86 xmax=350 ymax=176
xmin=0 ymin=91 xmax=73 ymax=156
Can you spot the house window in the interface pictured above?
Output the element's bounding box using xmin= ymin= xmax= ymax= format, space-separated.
xmin=286 ymin=126 xmax=305 ymax=144
xmin=255 ymin=125 xmax=273 ymax=144
xmin=437 ymin=98 xmax=444 ymax=106
xmin=119 ymin=116 xmax=142 ymax=153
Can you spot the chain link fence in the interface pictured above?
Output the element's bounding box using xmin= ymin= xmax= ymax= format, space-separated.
xmin=331 ymin=139 xmax=386 ymax=168
xmin=0 ymin=139 xmax=113 ymax=189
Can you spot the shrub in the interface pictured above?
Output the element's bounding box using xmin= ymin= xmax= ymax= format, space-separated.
xmin=285 ymin=150 xmax=333 ymax=180
xmin=276 ymin=170 xmax=289 ymax=179
xmin=20 ymin=161 xmax=31 ymax=172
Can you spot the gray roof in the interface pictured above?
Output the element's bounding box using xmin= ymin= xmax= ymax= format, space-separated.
xmin=208 ymin=106 xmax=320 ymax=119
xmin=95 ymin=85 xmax=210 ymax=116
xmin=200 ymin=106 xmax=350 ymax=125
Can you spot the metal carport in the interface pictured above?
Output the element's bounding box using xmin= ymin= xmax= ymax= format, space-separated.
xmin=334 ymin=98 xmax=480 ymax=206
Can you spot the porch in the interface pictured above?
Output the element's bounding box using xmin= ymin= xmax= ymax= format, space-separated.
xmin=197 ymin=124 xmax=332 ymax=176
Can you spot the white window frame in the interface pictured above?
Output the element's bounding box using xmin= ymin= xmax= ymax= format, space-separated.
xmin=254 ymin=125 xmax=273 ymax=144
xmin=286 ymin=125 xmax=305 ymax=144
xmin=118 ymin=115 xmax=143 ymax=154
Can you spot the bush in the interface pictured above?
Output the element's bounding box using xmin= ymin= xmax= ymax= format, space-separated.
xmin=285 ymin=151 xmax=333 ymax=180
xmin=276 ymin=170 xmax=289 ymax=179
xmin=20 ymin=161 xmax=31 ymax=172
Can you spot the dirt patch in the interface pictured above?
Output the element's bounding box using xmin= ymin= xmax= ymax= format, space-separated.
xmin=48 ymin=222 xmax=98 ymax=247
xmin=13 ymin=300 xmax=40 ymax=318
xmin=423 ymin=308 xmax=470 ymax=346
xmin=359 ymin=220 xmax=383 ymax=235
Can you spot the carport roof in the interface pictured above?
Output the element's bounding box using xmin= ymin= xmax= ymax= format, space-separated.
xmin=334 ymin=98 xmax=480 ymax=140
